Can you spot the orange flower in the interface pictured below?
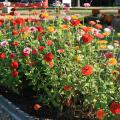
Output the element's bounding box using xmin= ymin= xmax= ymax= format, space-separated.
xmin=81 ymin=65 xmax=93 ymax=76
xmin=96 ymin=109 xmax=105 ymax=120
xmin=34 ymin=104 xmax=41 ymax=111
xmin=103 ymin=32 xmax=111 ymax=37
xmin=60 ymin=24 xmax=68 ymax=30
xmin=89 ymin=21 xmax=96 ymax=26
xmin=108 ymin=58 xmax=117 ymax=65
xmin=49 ymin=61 xmax=54 ymax=68
xmin=76 ymin=56 xmax=80 ymax=63
xmin=82 ymin=26 xmax=91 ymax=32
xmin=95 ymin=24 xmax=103 ymax=29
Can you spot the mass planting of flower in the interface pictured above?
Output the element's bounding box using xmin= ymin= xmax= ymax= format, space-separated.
xmin=0 ymin=9 xmax=120 ymax=119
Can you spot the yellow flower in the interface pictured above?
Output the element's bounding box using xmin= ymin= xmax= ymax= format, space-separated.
xmin=100 ymin=45 xmax=107 ymax=49
xmin=117 ymin=33 xmax=120 ymax=36
xmin=108 ymin=58 xmax=117 ymax=65
xmin=39 ymin=12 xmax=49 ymax=19
xmin=111 ymin=70 xmax=119 ymax=75
xmin=48 ymin=15 xmax=54 ymax=20
xmin=97 ymin=40 xmax=108 ymax=44
xmin=71 ymin=15 xmax=78 ymax=20
xmin=21 ymin=32 xmax=30 ymax=39
xmin=5 ymin=15 xmax=13 ymax=20
xmin=60 ymin=24 xmax=69 ymax=30
xmin=47 ymin=26 xmax=55 ymax=33
xmin=74 ymin=46 xmax=80 ymax=50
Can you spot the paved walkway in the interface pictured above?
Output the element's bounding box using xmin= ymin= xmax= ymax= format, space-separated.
xmin=0 ymin=106 xmax=15 ymax=120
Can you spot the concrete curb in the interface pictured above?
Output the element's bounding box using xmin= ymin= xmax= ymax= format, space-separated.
xmin=0 ymin=95 xmax=34 ymax=120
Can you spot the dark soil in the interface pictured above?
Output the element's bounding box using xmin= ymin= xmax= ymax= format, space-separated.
xmin=0 ymin=86 xmax=96 ymax=120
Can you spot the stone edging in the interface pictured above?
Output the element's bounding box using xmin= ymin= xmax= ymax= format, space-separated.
xmin=0 ymin=95 xmax=34 ymax=120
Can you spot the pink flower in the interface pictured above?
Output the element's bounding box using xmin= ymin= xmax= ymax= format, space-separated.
xmin=64 ymin=16 xmax=71 ymax=21
xmin=95 ymin=33 xmax=104 ymax=39
xmin=0 ymin=41 xmax=8 ymax=47
xmin=23 ymin=47 xmax=32 ymax=55
xmin=14 ymin=11 xmax=20 ymax=16
xmin=57 ymin=49 xmax=65 ymax=53
xmin=29 ymin=27 xmax=37 ymax=32
xmin=83 ymin=3 xmax=91 ymax=7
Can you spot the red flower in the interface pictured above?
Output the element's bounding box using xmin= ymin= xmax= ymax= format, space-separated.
xmin=64 ymin=85 xmax=72 ymax=91
xmin=70 ymin=20 xmax=80 ymax=26
xmin=22 ymin=52 xmax=29 ymax=57
xmin=10 ymin=61 xmax=19 ymax=69
xmin=15 ymin=18 xmax=25 ymax=25
xmin=32 ymin=49 xmax=37 ymax=55
xmin=44 ymin=52 xmax=54 ymax=62
xmin=11 ymin=71 xmax=19 ymax=77
xmin=12 ymin=30 xmax=19 ymax=36
xmin=96 ymin=109 xmax=105 ymax=120
xmin=11 ymin=20 xmax=17 ymax=26
xmin=0 ymin=22 xmax=2 ymax=26
xmin=118 ymin=74 xmax=120 ymax=79
xmin=36 ymin=26 xmax=44 ymax=33
xmin=57 ymin=49 xmax=65 ymax=54
xmin=38 ymin=46 xmax=45 ymax=51
xmin=10 ymin=53 xmax=16 ymax=59
xmin=46 ymin=40 xmax=53 ymax=46
xmin=118 ymin=66 xmax=120 ymax=72
xmin=38 ymin=36 xmax=42 ymax=41
xmin=20 ymin=26 xmax=29 ymax=33
xmin=0 ymin=53 xmax=6 ymax=59
xmin=12 ymin=41 xmax=19 ymax=47
xmin=110 ymin=101 xmax=120 ymax=114
xmin=81 ymin=65 xmax=93 ymax=76
xmin=34 ymin=104 xmax=41 ymax=111
xmin=104 ymin=52 xmax=113 ymax=59
xmin=1 ymin=13 xmax=6 ymax=16
xmin=82 ymin=34 xmax=93 ymax=44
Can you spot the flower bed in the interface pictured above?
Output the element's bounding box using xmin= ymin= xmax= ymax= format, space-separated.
xmin=0 ymin=8 xmax=120 ymax=119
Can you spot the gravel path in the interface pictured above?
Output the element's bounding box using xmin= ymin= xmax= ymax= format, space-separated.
xmin=0 ymin=106 xmax=15 ymax=120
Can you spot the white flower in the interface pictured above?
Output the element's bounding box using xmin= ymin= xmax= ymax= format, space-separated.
xmin=104 ymin=28 xmax=111 ymax=33
xmin=91 ymin=28 xmax=101 ymax=35
xmin=107 ymin=45 xmax=114 ymax=50
xmin=3 ymin=2 xmax=11 ymax=7
xmin=76 ymin=35 xmax=82 ymax=42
